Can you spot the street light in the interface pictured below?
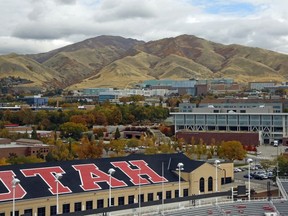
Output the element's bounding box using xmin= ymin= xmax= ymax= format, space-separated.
xmin=214 ymin=160 xmax=220 ymax=193
xmin=108 ymin=168 xmax=116 ymax=207
xmin=177 ymin=162 xmax=184 ymax=207
xmin=55 ymin=173 xmax=63 ymax=214
xmin=214 ymin=160 xmax=220 ymax=203
xmin=12 ymin=177 xmax=20 ymax=216
xmin=247 ymin=158 xmax=253 ymax=201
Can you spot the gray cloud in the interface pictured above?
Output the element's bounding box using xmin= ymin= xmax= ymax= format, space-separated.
xmin=55 ymin=0 xmax=77 ymax=5
xmin=1 ymin=0 xmax=288 ymax=54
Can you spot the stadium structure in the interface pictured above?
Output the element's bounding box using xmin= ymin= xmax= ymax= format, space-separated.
xmin=0 ymin=153 xmax=233 ymax=215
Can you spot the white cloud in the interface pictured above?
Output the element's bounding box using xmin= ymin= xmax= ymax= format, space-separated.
xmin=1 ymin=0 xmax=288 ymax=54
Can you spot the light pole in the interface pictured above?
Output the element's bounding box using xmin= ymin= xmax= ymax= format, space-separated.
xmin=108 ymin=168 xmax=116 ymax=207
xmin=214 ymin=160 xmax=220 ymax=193
xmin=12 ymin=177 xmax=20 ymax=216
xmin=214 ymin=159 xmax=220 ymax=203
xmin=247 ymin=158 xmax=253 ymax=201
xmin=55 ymin=173 xmax=63 ymax=214
xmin=138 ymin=166 xmax=141 ymax=216
xmin=177 ymin=162 xmax=184 ymax=208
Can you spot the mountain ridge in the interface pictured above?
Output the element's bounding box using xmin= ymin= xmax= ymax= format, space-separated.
xmin=0 ymin=34 xmax=287 ymax=91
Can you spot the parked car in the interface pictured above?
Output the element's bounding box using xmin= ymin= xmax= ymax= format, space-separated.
xmin=234 ymin=168 xmax=242 ymax=173
xmin=243 ymin=174 xmax=253 ymax=179
xmin=254 ymin=173 xmax=268 ymax=180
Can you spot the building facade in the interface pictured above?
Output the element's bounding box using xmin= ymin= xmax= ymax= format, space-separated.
xmin=172 ymin=106 xmax=288 ymax=144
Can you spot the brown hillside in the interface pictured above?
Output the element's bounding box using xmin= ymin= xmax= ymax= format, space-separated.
xmin=1 ymin=35 xmax=288 ymax=90
xmin=0 ymin=54 xmax=63 ymax=89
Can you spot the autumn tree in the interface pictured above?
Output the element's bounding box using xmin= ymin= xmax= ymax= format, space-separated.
xmin=93 ymin=127 xmax=107 ymax=139
xmin=109 ymin=139 xmax=126 ymax=156
xmin=7 ymin=155 xmax=44 ymax=165
xmin=127 ymin=138 xmax=140 ymax=148
xmin=145 ymin=146 xmax=158 ymax=154
xmin=159 ymin=143 xmax=174 ymax=154
xmin=76 ymin=136 xmax=103 ymax=159
xmin=218 ymin=141 xmax=246 ymax=161
xmin=46 ymin=139 xmax=74 ymax=161
xmin=0 ymin=158 xmax=9 ymax=166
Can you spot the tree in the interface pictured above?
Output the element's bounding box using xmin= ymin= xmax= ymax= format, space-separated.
xmin=59 ymin=122 xmax=88 ymax=140
xmin=31 ymin=127 xmax=38 ymax=139
xmin=109 ymin=139 xmax=126 ymax=156
xmin=76 ymin=136 xmax=103 ymax=159
xmin=218 ymin=141 xmax=246 ymax=161
xmin=7 ymin=155 xmax=44 ymax=165
xmin=115 ymin=127 xmax=121 ymax=140
xmin=260 ymin=159 xmax=275 ymax=172
xmin=159 ymin=143 xmax=174 ymax=154
xmin=145 ymin=146 xmax=158 ymax=154
xmin=93 ymin=127 xmax=107 ymax=139
xmin=127 ymin=138 xmax=140 ymax=148
xmin=47 ymin=139 xmax=73 ymax=161
xmin=0 ymin=157 xmax=9 ymax=166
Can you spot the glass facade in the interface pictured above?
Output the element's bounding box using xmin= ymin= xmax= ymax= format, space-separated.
xmin=173 ymin=112 xmax=288 ymax=142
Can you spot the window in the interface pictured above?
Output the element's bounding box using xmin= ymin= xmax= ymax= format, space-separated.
xmin=157 ymin=192 xmax=163 ymax=200
xmin=74 ymin=202 xmax=82 ymax=212
xmin=50 ymin=206 xmax=57 ymax=216
xmin=128 ymin=195 xmax=135 ymax=204
xmin=97 ymin=199 xmax=104 ymax=208
xmin=118 ymin=196 xmax=125 ymax=206
xmin=148 ymin=193 xmax=153 ymax=201
xmin=24 ymin=209 xmax=32 ymax=216
xmin=37 ymin=207 xmax=46 ymax=216
xmin=86 ymin=200 xmax=93 ymax=210
xmin=63 ymin=204 xmax=70 ymax=213
xmin=183 ymin=188 xmax=189 ymax=197
xmin=208 ymin=176 xmax=213 ymax=191
xmin=166 ymin=191 xmax=172 ymax=199
xmin=175 ymin=189 xmax=179 ymax=198
xmin=108 ymin=197 xmax=114 ymax=207
xmin=138 ymin=194 xmax=144 ymax=203
xmin=10 ymin=211 xmax=19 ymax=216
xmin=199 ymin=177 xmax=205 ymax=192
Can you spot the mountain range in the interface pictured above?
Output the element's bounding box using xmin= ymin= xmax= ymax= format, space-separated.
xmin=0 ymin=34 xmax=287 ymax=91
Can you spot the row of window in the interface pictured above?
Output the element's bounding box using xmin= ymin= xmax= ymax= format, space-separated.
xmin=1 ymin=189 xmax=189 ymax=216
xmin=200 ymin=177 xmax=213 ymax=192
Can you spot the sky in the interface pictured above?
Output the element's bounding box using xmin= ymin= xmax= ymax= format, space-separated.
xmin=1 ymin=0 xmax=288 ymax=55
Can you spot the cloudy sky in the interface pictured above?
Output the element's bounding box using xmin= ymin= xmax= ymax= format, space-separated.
xmin=1 ymin=0 xmax=288 ymax=54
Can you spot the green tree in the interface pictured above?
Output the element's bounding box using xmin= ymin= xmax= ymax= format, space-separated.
xmin=31 ymin=127 xmax=38 ymax=139
xmin=59 ymin=122 xmax=88 ymax=140
xmin=115 ymin=127 xmax=121 ymax=139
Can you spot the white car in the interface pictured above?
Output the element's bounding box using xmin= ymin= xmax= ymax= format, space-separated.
xmin=234 ymin=168 xmax=242 ymax=172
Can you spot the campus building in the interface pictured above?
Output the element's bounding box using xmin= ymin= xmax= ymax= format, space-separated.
xmin=0 ymin=153 xmax=233 ymax=215
xmin=0 ymin=138 xmax=51 ymax=159
xmin=172 ymin=103 xmax=288 ymax=145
